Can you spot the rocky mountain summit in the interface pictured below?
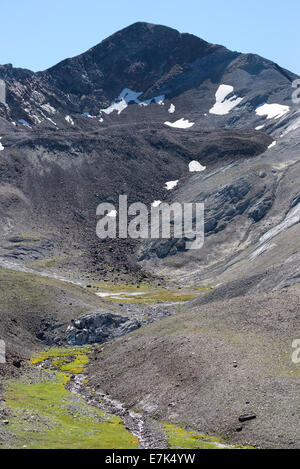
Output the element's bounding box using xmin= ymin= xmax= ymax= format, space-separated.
xmin=0 ymin=22 xmax=299 ymax=289
xmin=0 ymin=22 xmax=299 ymax=449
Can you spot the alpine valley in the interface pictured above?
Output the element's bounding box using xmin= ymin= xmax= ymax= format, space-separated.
xmin=0 ymin=22 xmax=299 ymax=450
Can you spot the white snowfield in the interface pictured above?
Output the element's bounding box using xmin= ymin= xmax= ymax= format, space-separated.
xmin=255 ymin=103 xmax=290 ymax=120
xmin=18 ymin=119 xmax=31 ymax=127
xmin=189 ymin=161 xmax=206 ymax=172
xmin=0 ymin=137 xmax=4 ymax=151
xmin=82 ymin=112 xmax=97 ymax=118
xmin=101 ymin=88 xmax=165 ymax=115
xmin=165 ymin=180 xmax=179 ymax=190
xmin=152 ymin=200 xmax=162 ymax=208
xmin=255 ymin=125 xmax=265 ymax=130
xmin=168 ymin=104 xmax=175 ymax=114
xmin=268 ymin=141 xmax=277 ymax=149
xmin=154 ymin=95 xmax=165 ymax=105
xmin=65 ymin=115 xmax=74 ymax=125
xmin=209 ymin=84 xmax=243 ymax=115
xmin=164 ymin=118 xmax=195 ymax=129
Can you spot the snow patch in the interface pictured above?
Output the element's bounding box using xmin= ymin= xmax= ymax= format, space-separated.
xmin=255 ymin=103 xmax=290 ymax=120
xmin=165 ymin=180 xmax=179 ymax=190
xmin=65 ymin=115 xmax=74 ymax=125
xmin=189 ymin=161 xmax=206 ymax=172
xmin=101 ymin=88 xmax=165 ymax=114
xmin=0 ymin=137 xmax=4 ymax=151
xmin=209 ymin=84 xmax=243 ymax=115
xmin=18 ymin=119 xmax=31 ymax=127
xmin=255 ymin=125 xmax=264 ymax=130
xmin=139 ymin=99 xmax=152 ymax=107
xmin=168 ymin=104 xmax=175 ymax=114
xmin=32 ymin=115 xmax=42 ymax=124
xmin=164 ymin=118 xmax=195 ymax=129
xmin=101 ymin=88 xmax=143 ymax=115
xmin=268 ymin=141 xmax=277 ymax=149
xmin=82 ymin=112 xmax=97 ymax=118
xmin=154 ymin=95 xmax=165 ymax=105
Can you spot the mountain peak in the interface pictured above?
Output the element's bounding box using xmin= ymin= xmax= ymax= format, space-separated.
xmin=43 ymin=21 xmax=221 ymax=101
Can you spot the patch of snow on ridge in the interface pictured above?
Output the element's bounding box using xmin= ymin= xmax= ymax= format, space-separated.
xmin=139 ymin=99 xmax=152 ymax=107
xmin=152 ymin=201 xmax=162 ymax=208
xmin=164 ymin=118 xmax=194 ymax=129
xmin=65 ymin=115 xmax=74 ymax=125
xmin=82 ymin=112 xmax=97 ymax=118
xmin=268 ymin=141 xmax=277 ymax=149
xmin=168 ymin=104 xmax=175 ymax=114
xmin=18 ymin=119 xmax=31 ymax=127
xmin=154 ymin=95 xmax=165 ymax=105
xmin=101 ymin=88 xmax=165 ymax=114
xmin=101 ymin=88 xmax=142 ymax=115
xmin=209 ymin=84 xmax=243 ymax=115
xmin=0 ymin=138 xmax=4 ymax=151
xmin=189 ymin=161 xmax=206 ymax=172
xmin=165 ymin=180 xmax=179 ymax=190
xmin=255 ymin=125 xmax=264 ymax=130
xmin=255 ymin=103 xmax=290 ymax=120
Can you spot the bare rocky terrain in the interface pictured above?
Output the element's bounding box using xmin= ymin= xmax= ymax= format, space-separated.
xmin=0 ymin=22 xmax=299 ymax=449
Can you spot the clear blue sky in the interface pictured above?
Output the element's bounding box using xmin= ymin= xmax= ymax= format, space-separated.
xmin=0 ymin=0 xmax=299 ymax=74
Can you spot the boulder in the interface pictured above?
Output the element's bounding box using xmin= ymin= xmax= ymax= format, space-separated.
xmin=66 ymin=312 xmax=141 ymax=346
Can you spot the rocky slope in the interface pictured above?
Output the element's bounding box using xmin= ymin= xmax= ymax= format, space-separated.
xmin=88 ymin=284 xmax=300 ymax=449
xmin=0 ymin=22 xmax=298 ymax=287
xmin=0 ymin=22 xmax=299 ymax=449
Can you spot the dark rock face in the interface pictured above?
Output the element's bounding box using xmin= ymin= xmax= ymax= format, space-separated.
xmin=0 ymin=21 xmax=299 ymax=290
xmin=66 ymin=312 xmax=141 ymax=345
xmin=43 ymin=23 xmax=221 ymax=107
xmin=0 ymin=22 xmax=297 ymax=129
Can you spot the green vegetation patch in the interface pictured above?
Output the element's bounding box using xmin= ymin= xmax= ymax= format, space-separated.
xmin=26 ymin=255 xmax=70 ymax=268
xmin=93 ymin=286 xmax=212 ymax=304
xmin=31 ymin=346 xmax=92 ymax=366
xmin=164 ymin=425 xmax=255 ymax=450
xmin=57 ymin=354 xmax=89 ymax=374
xmin=3 ymin=370 xmax=138 ymax=449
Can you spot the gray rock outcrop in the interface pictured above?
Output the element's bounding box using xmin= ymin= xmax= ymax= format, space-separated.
xmin=66 ymin=311 xmax=141 ymax=346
